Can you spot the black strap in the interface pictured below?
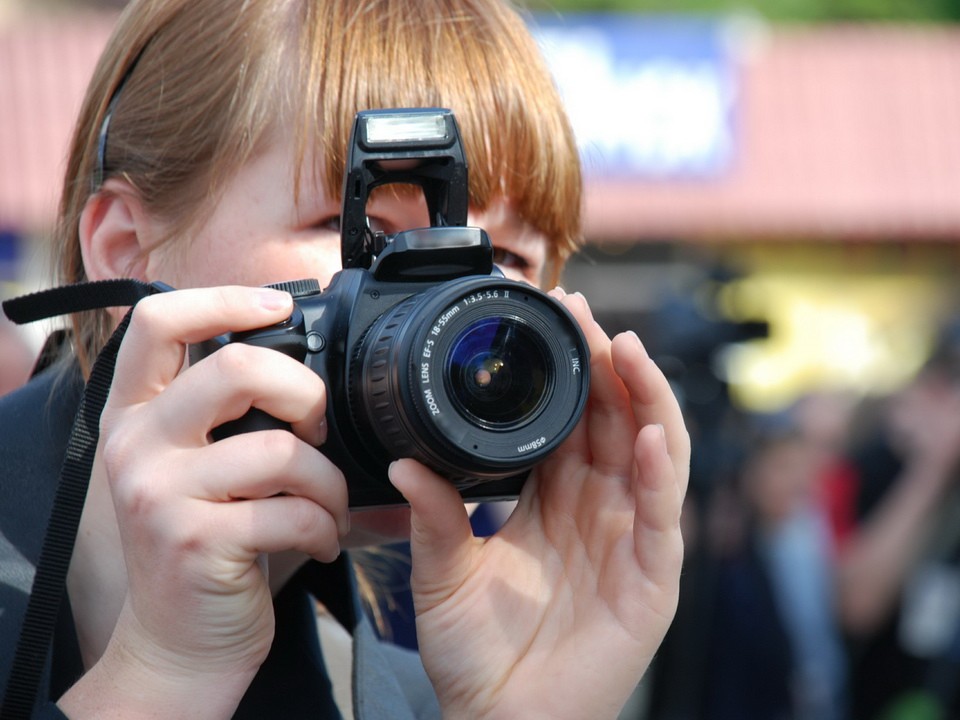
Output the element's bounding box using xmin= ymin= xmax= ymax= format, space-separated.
xmin=2 ymin=278 xmax=170 ymax=325
xmin=1 ymin=279 xmax=170 ymax=720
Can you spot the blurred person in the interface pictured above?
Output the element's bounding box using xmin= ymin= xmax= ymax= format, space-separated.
xmin=703 ymin=427 xmax=848 ymax=720
xmin=836 ymin=326 xmax=960 ymax=719
xmin=791 ymin=391 xmax=863 ymax=545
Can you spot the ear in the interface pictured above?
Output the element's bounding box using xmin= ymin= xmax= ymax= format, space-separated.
xmin=79 ymin=178 xmax=152 ymax=284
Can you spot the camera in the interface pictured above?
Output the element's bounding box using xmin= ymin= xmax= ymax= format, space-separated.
xmin=190 ymin=108 xmax=590 ymax=508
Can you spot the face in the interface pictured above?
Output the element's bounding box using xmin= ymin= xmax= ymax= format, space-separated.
xmin=745 ymin=440 xmax=817 ymax=525
xmin=141 ymin=133 xmax=550 ymax=546
xmin=144 ymin=136 xmax=548 ymax=291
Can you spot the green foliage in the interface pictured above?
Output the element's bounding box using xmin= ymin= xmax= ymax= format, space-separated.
xmin=527 ymin=0 xmax=960 ymax=22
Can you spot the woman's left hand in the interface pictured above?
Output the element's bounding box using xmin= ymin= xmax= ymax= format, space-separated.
xmin=389 ymin=289 xmax=690 ymax=720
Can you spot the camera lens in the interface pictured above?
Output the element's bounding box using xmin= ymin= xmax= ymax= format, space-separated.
xmin=351 ymin=277 xmax=589 ymax=485
xmin=446 ymin=317 xmax=549 ymax=428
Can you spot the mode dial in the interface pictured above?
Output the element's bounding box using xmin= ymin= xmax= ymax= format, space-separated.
xmin=264 ymin=278 xmax=322 ymax=298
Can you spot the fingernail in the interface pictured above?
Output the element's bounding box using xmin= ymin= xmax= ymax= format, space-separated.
xmin=387 ymin=460 xmax=401 ymax=486
xmin=257 ymin=288 xmax=291 ymax=311
xmin=572 ymin=292 xmax=594 ymax=320
xmin=627 ymin=330 xmax=649 ymax=358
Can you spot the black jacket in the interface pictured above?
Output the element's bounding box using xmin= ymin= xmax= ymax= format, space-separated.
xmin=0 ymin=365 xmax=440 ymax=719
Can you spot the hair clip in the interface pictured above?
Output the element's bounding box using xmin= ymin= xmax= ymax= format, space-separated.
xmin=91 ymin=45 xmax=148 ymax=193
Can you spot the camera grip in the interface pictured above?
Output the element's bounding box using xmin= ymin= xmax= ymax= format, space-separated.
xmin=202 ymin=302 xmax=310 ymax=443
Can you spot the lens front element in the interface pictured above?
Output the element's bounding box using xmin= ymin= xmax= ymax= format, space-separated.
xmin=447 ymin=317 xmax=550 ymax=429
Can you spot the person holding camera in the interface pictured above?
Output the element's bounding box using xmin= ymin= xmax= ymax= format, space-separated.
xmin=0 ymin=1 xmax=690 ymax=718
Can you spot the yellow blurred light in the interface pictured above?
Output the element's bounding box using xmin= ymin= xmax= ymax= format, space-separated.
xmin=720 ymin=273 xmax=948 ymax=412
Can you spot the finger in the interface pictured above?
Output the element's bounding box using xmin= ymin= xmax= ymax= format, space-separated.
xmin=109 ymin=471 xmax=345 ymax=564
xmin=388 ymin=459 xmax=477 ymax=610
xmin=632 ymin=424 xmax=685 ymax=588
xmin=213 ymin=494 xmax=344 ymax=563
xmin=193 ymin=431 xmax=349 ymax=535
xmin=111 ymin=286 xmax=294 ymax=408
xmin=560 ymin=292 xmax=636 ymax=474
xmin=611 ymin=332 xmax=691 ymax=494
xmin=149 ymin=343 xmax=327 ymax=447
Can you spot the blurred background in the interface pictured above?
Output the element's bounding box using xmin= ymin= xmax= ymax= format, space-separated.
xmin=4 ymin=0 xmax=959 ymax=409
xmin=3 ymin=0 xmax=960 ymax=718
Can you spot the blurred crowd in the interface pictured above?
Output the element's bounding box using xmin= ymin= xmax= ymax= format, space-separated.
xmin=645 ymin=318 xmax=960 ymax=720
xmin=3 ymin=303 xmax=960 ymax=720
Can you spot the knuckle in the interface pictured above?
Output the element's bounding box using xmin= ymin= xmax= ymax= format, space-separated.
xmin=288 ymin=499 xmax=332 ymax=545
xmin=212 ymin=342 xmax=256 ymax=379
xmin=129 ymin=294 xmax=169 ymax=333
xmin=101 ymin=426 xmax=171 ymax=520
xmin=207 ymin=286 xmax=241 ymax=321
xmin=166 ymin=522 xmax=209 ymax=557
xmin=212 ymin=284 xmax=242 ymax=305
xmin=101 ymin=422 xmax=137 ymax=478
xmin=111 ymin=464 xmax=164 ymax=518
xmin=255 ymin=428 xmax=298 ymax=458
xmin=288 ymin=499 xmax=318 ymax=533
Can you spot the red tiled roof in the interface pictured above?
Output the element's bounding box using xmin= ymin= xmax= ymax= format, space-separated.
xmin=1 ymin=15 xmax=959 ymax=241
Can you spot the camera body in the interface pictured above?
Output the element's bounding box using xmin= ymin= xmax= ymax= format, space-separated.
xmin=191 ymin=109 xmax=590 ymax=508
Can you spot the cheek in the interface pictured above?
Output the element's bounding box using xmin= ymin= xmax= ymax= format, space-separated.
xmin=147 ymin=235 xmax=343 ymax=290
xmin=233 ymin=241 xmax=343 ymax=289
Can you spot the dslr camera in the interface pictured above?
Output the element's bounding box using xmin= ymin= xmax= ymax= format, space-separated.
xmin=192 ymin=108 xmax=590 ymax=508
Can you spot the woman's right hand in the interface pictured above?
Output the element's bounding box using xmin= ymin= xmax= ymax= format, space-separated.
xmin=59 ymin=286 xmax=349 ymax=719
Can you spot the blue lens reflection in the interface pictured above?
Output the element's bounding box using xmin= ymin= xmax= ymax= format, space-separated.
xmin=445 ymin=317 xmax=549 ymax=427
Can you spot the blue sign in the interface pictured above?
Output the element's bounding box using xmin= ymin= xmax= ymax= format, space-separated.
xmin=531 ymin=14 xmax=738 ymax=179
xmin=0 ymin=229 xmax=19 ymax=281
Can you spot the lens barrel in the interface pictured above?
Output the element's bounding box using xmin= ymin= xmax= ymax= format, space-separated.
xmin=351 ymin=278 xmax=589 ymax=486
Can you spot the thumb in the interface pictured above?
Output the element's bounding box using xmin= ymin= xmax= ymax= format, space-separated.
xmin=388 ymin=459 xmax=478 ymax=609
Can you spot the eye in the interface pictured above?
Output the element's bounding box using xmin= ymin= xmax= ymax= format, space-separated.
xmin=492 ymin=246 xmax=531 ymax=271
xmin=310 ymin=215 xmax=341 ymax=233
xmin=367 ymin=215 xmax=395 ymax=235
xmin=320 ymin=215 xmax=395 ymax=235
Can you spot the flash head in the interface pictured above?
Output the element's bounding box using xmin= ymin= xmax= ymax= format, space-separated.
xmin=359 ymin=109 xmax=456 ymax=150
xmin=341 ymin=108 xmax=469 ymax=270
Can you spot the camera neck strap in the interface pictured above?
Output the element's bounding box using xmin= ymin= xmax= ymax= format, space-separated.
xmin=1 ymin=279 xmax=170 ymax=720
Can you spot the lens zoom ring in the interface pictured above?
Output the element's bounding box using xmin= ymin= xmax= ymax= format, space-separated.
xmin=349 ymin=297 xmax=419 ymax=461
